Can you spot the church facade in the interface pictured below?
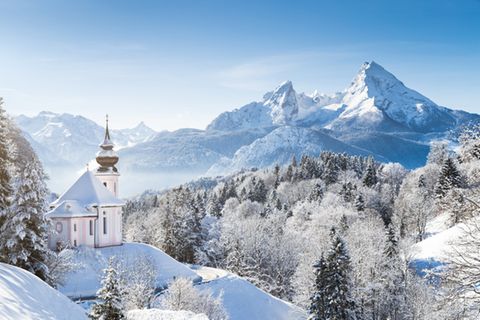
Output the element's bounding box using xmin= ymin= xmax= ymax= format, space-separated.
xmin=45 ymin=116 xmax=124 ymax=250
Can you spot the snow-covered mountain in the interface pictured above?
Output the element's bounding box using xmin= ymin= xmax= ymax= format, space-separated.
xmin=14 ymin=111 xmax=157 ymax=167
xmin=15 ymin=61 xmax=479 ymax=194
xmin=204 ymin=61 xmax=478 ymax=174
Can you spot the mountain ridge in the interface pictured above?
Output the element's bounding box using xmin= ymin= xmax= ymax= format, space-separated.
xmin=14 ymin=61 xmax=480 ymax=194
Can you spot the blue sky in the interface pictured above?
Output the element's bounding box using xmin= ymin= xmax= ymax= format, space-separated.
xmin=0 ymin=0 xmax=479 ymax=130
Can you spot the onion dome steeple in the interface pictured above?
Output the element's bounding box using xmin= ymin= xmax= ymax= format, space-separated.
xmin=96 ymin=115 xmax=119 ymax=172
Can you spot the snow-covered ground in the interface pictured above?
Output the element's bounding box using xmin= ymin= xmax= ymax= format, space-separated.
xmin=61 ymin=242 xmax=201 ymax=298
xmin=61 ymin=243 xmax=306 ymax=319
xmin=192 ymin=266 xmax=307 ymax=320
xmin=127 ymin=309 xmax=208 ymax=320
xmin=412 ymin=213 xmax=466 ymax=260
xmin=0 ymin=263 xmax=87 ymax=320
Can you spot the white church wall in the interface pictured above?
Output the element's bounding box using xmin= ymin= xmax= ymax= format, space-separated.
xmin=48 ymin=218 xmax=70 ymax=250
xmin=97 ymin=207 xmax=122 ymax=247
xmin=70 ymin=217 xmax=96 ymax=248
xmin=94 ymin=172 xmax=120 ymax=197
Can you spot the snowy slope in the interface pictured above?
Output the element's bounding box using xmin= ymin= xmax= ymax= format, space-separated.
xmin=194 ymin=266 xmax=307 ymax=320
xmin=412 ymin=213 xmax=469 ymax=261
xmin=60 ymin=242 xmax=201 ymax=298
xmin=119 ymin=127 xmax=271 ymax=172
xmin=207 ymin=126 xmax=381 ymax=175
xmin=0 ymin=263 xmax=87 ymax=320
xmin=127 ymin=309 xmax=208 ymax=320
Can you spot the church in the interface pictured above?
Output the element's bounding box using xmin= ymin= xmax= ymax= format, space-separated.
xmin=45 ymin=116 xmax=124 ymax=250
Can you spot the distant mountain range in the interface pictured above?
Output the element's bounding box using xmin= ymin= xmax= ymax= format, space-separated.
xmin=15 ymin=111 xmax=157 ymax=167
xmin=14 ymin=61 xmax=480 ymax=194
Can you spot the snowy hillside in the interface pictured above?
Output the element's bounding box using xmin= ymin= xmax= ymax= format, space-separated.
xmin=127 ymin=309 xmax=208 ymax=320
xmin=60 ymin=242 xmax=200 ymax=298
xmin=0 ymin=263 xmax=87 ymax=320
xmin=194 ymin=266 xmax=307 ymax=320
xmin=208 ymin=126 xmax=381 ymax=175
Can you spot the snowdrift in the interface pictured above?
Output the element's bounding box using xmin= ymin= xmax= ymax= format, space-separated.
xmin=0 ymin=262 xmax=87 ymax=320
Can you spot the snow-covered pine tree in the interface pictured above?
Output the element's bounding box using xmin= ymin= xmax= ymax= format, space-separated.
xmin=309 ymin=230 xmax=356 ymax=320
xmin=354 ymin=194 xmax=365 ymax=212
xmin=0 ymin=97 xmax=13 ymax=230
xmin=380 ymin=224 xmax=405 ymax=320
xmin=308 ymin=255 xmax=328 ymax=320
xmin=308 ymin=182 xmax=324 ymax=203
xmin=2 ymin=155 xmax=51 ymax=282
xmin=207 ymin=193 xmax=222 ymax=217
xmin=324 ymin=232 xmax=356 ymax=320
xmin=90 ymin=257 xmax=125 ymax=320
xmin=322 ymin=155 xmax=339 ymax=185
xmin=363 ymin=156 xmax=378 ymax=188
xmin=435 ymin=157 xmax=463 ymax=198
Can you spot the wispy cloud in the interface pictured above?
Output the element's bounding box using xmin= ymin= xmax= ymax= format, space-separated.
xmin=214 ymin=50 xmax=355 ymax=91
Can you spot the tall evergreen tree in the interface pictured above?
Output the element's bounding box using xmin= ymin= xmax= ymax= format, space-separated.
xmin=1 ymin=156 xmax=51 ymax=282
xmin=354 ymin=194 xmax=365 ymax=212
xmin=363 ymin=157 xmax=378 ymax=188
xmin=308 ymin=183 xmax=324 ymax=203
xmin=309 ymin=231 xmax=356 ymax=320
xmin=0 ymin=98 xmax=13 ymax=229
xmin=435 ymin=157 xmax=463 ymax=198
xmin=90 ymin=258 xmax=125 ymax=320
xmin=308 ymin=256 xmax=328 ymax=320
xmin=380 ymin=224 xmax=405 ymax=320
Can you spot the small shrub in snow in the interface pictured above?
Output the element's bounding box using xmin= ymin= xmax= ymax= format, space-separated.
xmin=158 ymin=277 xmax=228 ymax=320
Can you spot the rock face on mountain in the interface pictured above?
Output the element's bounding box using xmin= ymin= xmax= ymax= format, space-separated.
xmin=328 ymin=61 xmax=463 ymax=133
xmin=15 ymin=61 xmax=480 ymax=194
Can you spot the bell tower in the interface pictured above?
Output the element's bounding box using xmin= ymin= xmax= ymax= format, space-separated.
xmin=95 ymin=115 xmax=120 ymax=197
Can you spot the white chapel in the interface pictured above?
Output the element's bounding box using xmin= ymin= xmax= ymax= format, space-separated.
xmin=45 ymin=116 xmax=124 ymax=250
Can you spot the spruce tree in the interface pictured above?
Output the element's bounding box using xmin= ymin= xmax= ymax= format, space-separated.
xmin=380 ymin=224 xmax=405 ymax=320
xmin=308 ymin=256 xmax=328 ymax=320
xmin=324 ymin=233 xmax=356 ymax=320
xmin=354 ymin=194 xmax=365 ymax=212
xmin=0 ymin=97 xmax=13 ymax=230
xmin=1 ymin=156 xmax=51 ymax=282
xmin=309 ymin=230 xmax=356 ymax=320
xmin=308 ymin=183 xmax=324 ymax=203
xmin=435 ymin=157 xmax=463 ymax=198
xmin=322 ymin=156 xmax=339 ymax=185
xmin=363 ymin=157 xmax=377 ymax=188
xmin=90 ymin=258 xmax=125 ymax=320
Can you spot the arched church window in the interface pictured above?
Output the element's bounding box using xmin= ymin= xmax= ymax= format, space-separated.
xmin=56 ymin=222 xmax=63 ymax=233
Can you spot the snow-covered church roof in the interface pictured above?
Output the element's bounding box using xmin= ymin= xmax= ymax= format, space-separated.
xmin=47 ymin=171 xmax=124 ymax=218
